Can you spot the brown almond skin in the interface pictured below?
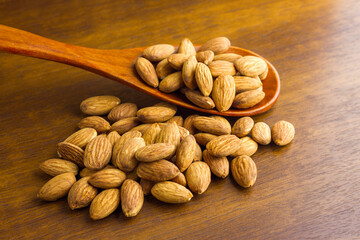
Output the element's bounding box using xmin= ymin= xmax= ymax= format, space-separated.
xmin=231 ymin=155 xmax=257 ymax=188
xmin=208 ymin=60 xmax=236 ymax=77
xmin=213 ymin=53 xmax=242 ymax=62
xmin=151 ymin=181 xmax=193 ymax=203
xmin=159 ymin=71 xmax=184 ymax=93
xmin=178 ymin=38 xmax=196 ymax=56
xmin=192 ymin=116 xmax=231 ymax=135
xmin=232 ymin=89 xmax=265 ymax=109
xmin=182 ymin=55 xmax=198 ymax=89
xmin=79 ymin=165 xmax=115 ymax=178
xmin=206 ymin=135 xmax=242 ymax=157
xmin=78 ymin=116 xmax=111 ymax=133
xmin=230 ymin=136 xmax=258 ymax=157
xmin=80 ymin=95 xmax=120 ymax=115
xmin=259 ymin=64 xmax=268 ymax=80
xmin=140 ymin=179 xmax=155 ymax=196
xmin=185 ymin=161 xmax=211 ymax=194
xmin=196 ymin=50 xmax=214 ymax=65
xmin=232 ymin=117 xmax=254 ymax=137
xmin=181 ymin=88 xmax=215 ymax=109
xmin=112 ymin=130 xmax=142 ymax=165
xmin=131 ymin=124 xmax=152 ymax=134
xmin=234 ymin=56 xmax=267 ymax=77
xmin=194 ymin=143 xmax=203 ymax=162
xmin=88 ymin=168 xmax=126 ymax=189
xmin=106 ymin=131 xmax=121 ymax=147
xmin=176 ymin=135 xmax=196 ymax=172
xmin=203 ymin=149 xmax=229 ymax=178
xmin=37 ymin=172 xmax=76 ymax=201
xmin=137 ymin=105 xmax=177 ymax=123
xmin=89 ymin=188 xmax=120 ymax=220
xmin=156 ymin=58 xmax=176 ymax=80
xmin=233 ymin=76 xmax=262 ymax=93
xmin=166 ymin=116 xmax=184 ymax=127
xmin=107 ymin=103 xmax=138 ymax=122
xmin=194 ymin=133 xmax=217 ymax=146
xmin=251 ymin=122 xmax=271 ymax=145
xmin=135 ymin=57 xmax=159 ymax=88
xmin=171 ymin=172 xmax=187 ymax=186
xmin=64 ymin=128 xmax=97 ymax=149
xmin=199 ymin=37 xmax=231 ymax=54
xmin=39 ymin=158 xmax=79 ymax=177
xmin=142 ymin=123 xmax=162 ymax=145
xmin=155 ymin=122 xmax=181 ymax=147
xmin=167 ymin=53 xmax=188 ymax=70
xmin=67 ymin=177 xmax=98 ymax=210
xmin=271 ymin=120 xmax=295 ymax=146
xmin=84 ymin=135 xmax=112 ymax=170
xmin=212 ymin=75 xmax=236 ymax=112
xmin=183 ymin=115 xmax=199 ymax=135
xmin=116 ymin=137 xmax=145 ymax=172
xmin=143 ymin=44 xmax=175 ymax=62
xmin=195 ymin=62 xmax=213 ymax=97
xmin=121 ymin=179 xmax=144 ymax=217
xmin=126 ymin=167 xmax=140 ymax=181
xmin=57 ymin=142 xmax=85 ymax=167
xmin=110 ymin=117 xmax=140 ymax=134
xmin=137 ymin=160 xmax=180 ymax=182
xmin=135 ymin=143 xmax=176 ymax=162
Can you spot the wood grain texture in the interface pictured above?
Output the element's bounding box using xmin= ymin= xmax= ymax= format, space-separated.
xmin=1 ymin=0 xmax=360 ymax=239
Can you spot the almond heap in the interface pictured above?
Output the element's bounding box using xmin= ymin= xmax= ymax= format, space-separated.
xmin=135 ymin=37 xmax=268 ymax=112
xmin=37 ymin=95 xmax=295 ymax=220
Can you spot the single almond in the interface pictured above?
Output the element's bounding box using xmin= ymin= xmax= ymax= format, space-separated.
xmin=203 ymin=149 xmax=229 ymax=178
xmin=208 ymin=60 xmax=236 ymax=77
xmin=142 ymin=123 xmax=162 ymax=145
xmin=107 ymin=103 xmax=138 ymax=122
xmin=183 ymin=115 xmax=199 ymax=135
xmin=213 ymin=53 xmax=242 ymax=62
xmin=37 ymin=172 xmax=76 ymax=201
xmin=251 ymin=122 xmax=271 ymax=145
xmin=185 ymin=161 xmax=211 ymax=194
xmin=171 ymin=172 xmax=187 ymax=186
xmin=176 ymin=135 xmax=196 ymax=172
xmin=233 ymin=76 xmax=262 ymax=93
xmin=143 ymin=44 xmax=175 ymax=62
xmin=166 ymin=116 xmax=184 ymax=127
xmin=167 ymin=53 xmax=188 ymax=70
xmin=230 ymin=136 xmax=258 ymax=157
xmin=199 ymin=37 xmax=231 ymax=54
xmin=212 ymin=75 xmax=236 ymax=112
xmin=79 ymin=165 xmax=115 ymax=178
xmin=137 ymin=160 xmax=180 ymax=182
xmin=182 ymin=55 xmax=198 ymax=89
xmin=232 ymin=116 xmax=254 ymax=137
xmin=232 ymin=89 xmax=265 ymax=109
xmin=181 ymin=88 xmax=215 ymax=109
xmin=155 ymin=122 xmax=181 ymax=147
xmin=234 ymin=56 xmax=267 ymax=77
xmin=39 ymin=158 xmax=79 ymax=176
xmin=67 ymin=177 xmax=98 ymax=210
xmin=57 ymin=142 xmax=85 ymax=167
xmin=192 ymin=116 xmax=231 ymax=135
xmin=195 ymin=62 xmax=213 ymax=97
xmin=140 ymin=179 xmax=155 ymax=196
xmin=121 ymin=179 xmax=144 ymax=217
xmin=194 ymin=133 xmax=217 ymax=146
xmin=80 ymin=95 xmax=120 ymax=115
xmin=116 ymin=137 xmax=145 ymax=172
xmin=84 ymin=135 xmax=112 ymax=170
xmin=112 ymin=130 xmax=142 ymax=166
xmin=88 ymin=168 xmax=126 ymax=189
xmin=137 ymin=104 xmax=177 ymax=123
xmin=206 ymin=135 xmax=242 ymax=157
xmin=78 ymin=116 xmax=111 ymax=133
xmin=135 ymin=143 xmax=176 ymax=162
xmin=196 ymin=50 xmax=214 ymax=65
xmin=110 ymin=117 xmax=140 ymax=134
xmin=178 ymin=38 xmax=196 ymax=56
xmin=159 ymin=71 xmax=184 ymax=93
xmin=64 ymin=128 xmax=97 ymax=149
xmin=271 ymin=120 xmax=295 ymax=146
xmin=151 ymin=181 xmax=193 ymax=203
xmin=156 ymin=58 xmax=176 ymax=79
xmin=231 ymin=155 xmax=257 ymax=188
xmin=106 ymin=131 xmax=121 ymax=147
xmin=135 ymin=57 xmax=159 ymax=88
xmin=89 ymin=188 xmax=120 ymax=220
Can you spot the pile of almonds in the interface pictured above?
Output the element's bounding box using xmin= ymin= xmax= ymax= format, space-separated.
xmin=135 ymin=37 xmax=268 ymax=112
xmin=37 ymin=95 xmax=295 ymax=220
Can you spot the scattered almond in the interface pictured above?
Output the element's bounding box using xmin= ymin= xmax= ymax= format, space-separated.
xmin=89 ymin=188 xmax=120 ymax=220
xmin=39 ymin=158 xmax=79 ymax=176
xmin=80 ymin=95 xmax=120 ymax=115
xmin=251 ymin=122 xmax=271 ymax=145
xmin=231 ymin=155 xmax=257 ymax=188
xmin=67 ymin=177 xmax=98 ymax=210
xmin=121 ymin=179 xmax=144 ymax=217
xmin=107 ymin=103 xmax=138 ymax=122
xmin=185 ymin=161 xmax=211 ymax=194
xmin=271 ymin=120 xmax=295 ymax=146
xmin=37 ymin=172 xmax=76 ymax=201
xmin=151 ymin=181 xmax=193 ymax=203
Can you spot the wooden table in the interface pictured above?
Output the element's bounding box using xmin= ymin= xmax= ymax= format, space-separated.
xmin=1 ymin=0 xmax=360 ymax=239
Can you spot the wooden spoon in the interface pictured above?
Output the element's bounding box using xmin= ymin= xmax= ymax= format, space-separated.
xmin=0 ymin=24 xmax=280 ymax=116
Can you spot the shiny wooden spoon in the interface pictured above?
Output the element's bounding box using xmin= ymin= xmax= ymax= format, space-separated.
xmin=0 ymin=24 xmax=280 ymax=116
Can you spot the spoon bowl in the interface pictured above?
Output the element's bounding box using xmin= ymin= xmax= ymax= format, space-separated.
xmin=0 ymin=24 xmax=280 ymax=116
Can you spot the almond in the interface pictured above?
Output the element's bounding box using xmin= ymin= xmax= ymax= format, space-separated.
xmin=232 ymin=89 xmax=265 ymax=109
xmin=192 ymin=116 xmax=231 ymax=135
xmin=196 ymin=50 xmax=214 ymax=65
xmin=67 ymin=177 xmax=98 ymax=210
xmin=155 ymin=122 xmax=181 ymax=147
xmin=167 ymin=53 xmax=188 ymax=70
xmin=151 ymin=181 xmax=193 ymax=203
xmin=116 ymin=137 xmax=145 ymax=172
xmin=80 ymin=95 xmax=120 ymax=115
xmin=135 ymin=143 xmax=176 ymax=162
xmin=212 ymin=75 xmax=236 ymax=112
xmin=39 ymin=158 xmax=79 ymax=176
xmin=110 ymin=117 xmax=139 ymax=134
xmin=64 ymin=128 xmax=97 ymax=149
xmin=231 ymin=155 xmax=257 ymax=188
xmin=79 ymin=165 xmax=115 ymax=178
xmin=159 ymin=71 xmax=184 ymax=93
xmin=107 ymin=103 xmax=138 ymax=122
xmin=232 ymin=117 xmax=254 ymax=137
xmin=194 ymin=143 xmax=203 ymax=162
xmin=156 ymin=58 xmax=176 ymax=79
xmin=106 ymin=131 xmax=121 ymax=147
xmin=213 ymin=53 xmax=242 ymax=62
xmin=203 ymin=149 xmax=229 ymax=178
xmin=57 ymin=142 xmax=85 ymax=167
xmin=195 ymin=62 xmax=213 ymax=97
xmin=37 ymin=172 xmax=76 ymax=201
xmin=88 ymin=168 xmax=126 ymax=189
xmin=251 ymin=122 xmax=271 ymax=145
xmin=142 ymin=123 xmax=162 ymax=145
xmin=84 ymin=135 xmax=112 ymax=170
xmin=208 ymin=60 xmax=236 ymax=77
xmin=137 ymin=104 xmax=177 ymax=123
xmin=233 ymin=76 xmax=262 ymax=93
xmin=181 ymin=88 xmax=215 ymax=109
xmin=176 ymin=135 xmax=196 ymax=172
xmin=140 ymin=179 xmax=155 ymax=196
xmin=230 ymin=136 xmax=258 ymax=157
xmin=143 ymin=44 xmax=175 ymax=62
xmin=89 ymin=188 xmax=120 ymax=220
xmin=182 ymin=55 xmax=198 ymax=89
xmin=183 ymin=115 xmax=199 ymax=135
xmin=194 ymin=133 xmax=217 ymax=146
xmin=206 ymin=135 xmax=242 ymax=157
xmin=178 ymin=126 xmax=190 ymax=141
xmin=112 ymin=130 xmax=142 ymax=165
xmin=259 ymin=64 xmax=268 ymax=80
xmin=121 ymin=179 xmax=144 ymax=217
xmin=271 ymin=120 xmax=295 ymax=146
xmin=185 ymin=161 xmax=211 ymax=194
xmin=131 ymin=123 xmax=152 ymax=134
xmin=166 ymin=116 xmax=184 ymax=127
xmin=135 ymin=57 xmax=159 ymax=88
xmin=137 ymin=160 xmax=180 ymax=182
xmin=171 ymin=172 xmax=187 ymax=186
xmin=78 ymin=116 xmax=110 ymax=133
xmin=199 ymin=37 xmax=231 ymax=54
xmin=234 ymin=56 xmax=267 ymax=77
xmin=178 ymin=38 xmax=196 ymax=56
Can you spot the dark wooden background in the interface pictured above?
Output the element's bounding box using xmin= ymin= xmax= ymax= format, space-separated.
xmin=1 ymin=0 xmax=360 ymax=239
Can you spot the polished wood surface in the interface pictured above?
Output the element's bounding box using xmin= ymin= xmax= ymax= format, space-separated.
xmin=1 ymin=0 xmax=360 ymax=239
xmin=0 ymin=25 xmax=279 ymax=116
